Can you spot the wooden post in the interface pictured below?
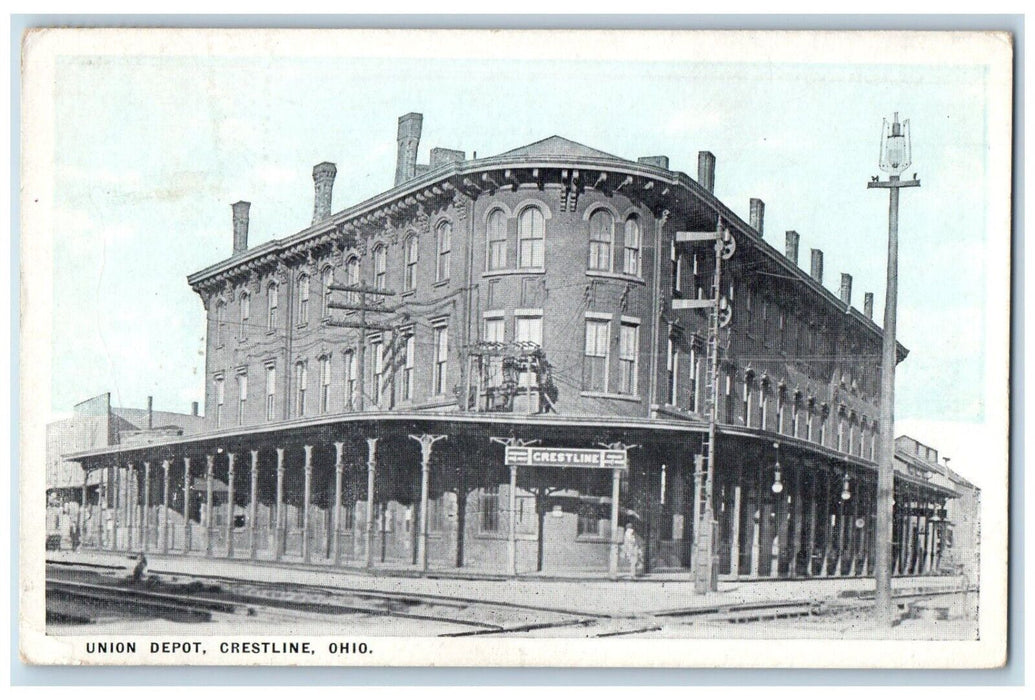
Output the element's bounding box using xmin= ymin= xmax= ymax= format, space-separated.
xmin=332 ymin=442 xmax=345 ymax=566
xmin=409 ymin=434 xmax=447 ymax=573
xmin=205 ymin=455 xmax=215 ymax=557
xmin=806 ymin=473 xmax=818 ymax=577
xmin=275 ymin=447 xmax=285 ymax=561
xmin=248 ymin=450 xmax=259 ymax=560
xmin=729 ymin=485 xmax=742 ymax=579
xmin=123 ymin=465 xmax=133 ymax=550
xmin=365 ymin=438 xmax=377 ymax=570
xmin=789 ymin=467 xmax=804 ymax=577
xmin=846 ymin=487 xmax=859 ymax=576
xmin=609 ymin=466 xmax=621 ymax=579
xmin=775 ymin=484 xmax=789 ymax=578
xmin=302 ymin=445 xmax=313 ymax=564
xmin=225 ymin=453 xmax=236 ymax=558
xmin=182 ymin=457 xmax=192 ymax=552
xmin=820 ymin=471 xmax=833 ymax=577
xmin=78 ymin=467 xmax=87 ymax=551
xmin=142 ymin=461 xmax=151 ymax=552
xmin=161 ymin=460 xmax=170 ymax=554
xmin=835 ymin=492 xmax=848 ymax=576
xmin=113 ymin=465 xmax=123 ymax=550
xmin=508 ymin=464 xmax=518 ymax=576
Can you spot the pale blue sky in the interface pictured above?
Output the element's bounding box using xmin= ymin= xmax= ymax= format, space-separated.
xmin=49 ymin=53 xmax=999 ymax=478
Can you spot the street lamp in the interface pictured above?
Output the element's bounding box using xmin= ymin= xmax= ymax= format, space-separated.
xmin=841 ymin=473 xmax=852 ymax=502
xmin=868 ymin=112 xmax=921 ymax=626
xmin=772 ymin=443 xmax=784 ymax=494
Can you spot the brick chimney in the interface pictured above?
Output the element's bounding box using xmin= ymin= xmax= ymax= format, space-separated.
xmin=147 ymin=395 xmax=153 ymax=430
xmin=749 ymin=198 xmax=765 ymax=235
xmin=312 ymin=162 xmax=337 ymax=224
xmin=395 ymin=112 xmax=423 ymax=186
xmin=232 ymin=201 xmax=250 ymax=255
xmin=191 ymin=401 xmax=199 ymax=416
xmin=864 ymin=292 xmax=874 ymax=320
xmin=840 ymin=273 xmax=853 ymax=307
xmin=697 ymin=151 xmax=715 ymax=193
xmin=810 ymin=249 xmax=823 ymax=283
xmin=638 ymin=155 xmax=669 ymax=170
xmin=785 ymin=230 xmax=799 ymax=265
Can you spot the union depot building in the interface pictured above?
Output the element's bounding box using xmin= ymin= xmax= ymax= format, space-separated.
xmin=66 ymin=113 xmax=966 ymax=580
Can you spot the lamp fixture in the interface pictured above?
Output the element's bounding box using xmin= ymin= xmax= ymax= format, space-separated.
xmin=840 ymin=473 xmax=852 ymax=501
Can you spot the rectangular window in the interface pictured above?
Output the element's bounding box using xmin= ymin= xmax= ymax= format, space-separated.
xmin=267 ymin=285 xmax=279 ymax=330
xmin=214 ymin=377 xmax=225 ymax=428
xmin=295 ymin=362 xmax=308 ymax=417
xmin=577 ymin=507 xmax=604 ymax=537
xmin=401 ymin=332 xmax=415 ymax=401
xmin=724 ymin=372 xmax=735 ymax=423
xmin=371 ymin=339 xmax=384 ymax=405
xmin=343 ymin=349 xmax=356 ymax=411
xmin=320 ymin=357 xmax=331 ymax=413
xmin=237 ymin=373 xmax=247 ymax=425
xmin=404 ymin=237 xmax=418 ymax=292
xmin=215 ymin=303 xmax=226 ymax=347
xmin=298 ymin=276 xmax=310 ymax=325
xmin=321 ymin=268 xmax=333 ymax=318
xmin=671 ymin=242 xmax=682 ymax=295
xmin=515 ymin=315 xmax=543 ymax=387
xmin=688 ymin=346 xmax=698 ymax=411
xmin=433 ymin=324 xmax=448 ymax=395
xmin=666 ymin=336 xmax=679 ymax=405
xmin=374 ymin=247 xmax=387 ymax=290
xmin=239 ymin=295 xmax=250 ymax=340
xmin=484 ymin=317 xmax=505 ymax=385
xmin=265 ymin=366 xmax=276 ymax=421
xmin=583 ymin=319 xmax=609 ymax=392
xmin=617 ymin=323 xmax=639 ymax=395
xmin=480 ymin=486 xmax=500 ymax=532
xmin=588 ymin=213 xmax=612 ymax=271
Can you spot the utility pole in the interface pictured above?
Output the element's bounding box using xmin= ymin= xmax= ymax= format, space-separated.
xmin=673 ymin=218 xmax=735 ymax=594
xmin=867 ymin=112 xmax=920 ymax=625
xmin=327 ymin=282 xmax=399 ymax=410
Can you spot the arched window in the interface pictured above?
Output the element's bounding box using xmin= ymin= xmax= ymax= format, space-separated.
xmin=623 ymin=216 xmax=641 ymax=275
xmin=267 ymin=282 xmax=279 ymax=331
xmin=372 ymin=244 xmax=387 ymax=290
xmin=297 ymin=274 xmax=310 ymax=325
xmin=588 ymin=209 xmax=614 ymax=271
xmin=321 ymin=267 xmax=333 ymax=318
xmin=295 ymin=360 xmax=308 ymax=417
xmin=518 ymin=207 xmax=545 ymax=268
xmin=345 ymin=256 xmax=360 ymax=304
xmin=486 ymin=209 xmax=507 ymax=271
xmin=436 ymin=221 xmax=452 ymax=282
xmin=404 ymin=235 xmax=419 ymax=292
xmin=238 ymin=292 xmax=250 ymax=340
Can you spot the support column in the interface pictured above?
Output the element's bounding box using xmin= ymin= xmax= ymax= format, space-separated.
xmin=806 ymin=473 xmax=818 ymax=576
xmin=225 ymin=452 xmax=236 ymax=558
xmin=114 ymin=465 xmax=124 ymax=550
xmin=302 ymin=445 xmax=313 ymax=564
xmin=332 ymin=442 xmax=345 ymax=566
xmin=79 ymin=467 xmax=88 ymax=551
xmin=847 ymin=488 xmax=860 ymax=576
xmin=508 ymin=463 xmax=518 ymax=576
xmin=161 ymin=460 xmax=170 ymax=554
xmin=123 ymin=464 xmax=133 ymax=550
xmin=275 ymin=448 xmax=285 ymax=561
xmin=789 ymin=467 xmax=804 ymax=577
xmin=729 ymin=485 xmax=742 ymax=579
xmin=205 ymin=455 xmax=215 ymax=557
xmin=142 ymin=461 xmax=151 ymax=552
xmin=820 ymin=471 xmax=833 ymax=577
xmin=183 ymin=457 xmax=192 ymax=552
xmin=836 ymin=491 xmax=848 ymax=576
xmin=248 ymin=450 xmax=259 ymax=560
xmin=609 ymin=466 xmax=621 ymax=579
xmin=409 ymin=434 xmax=447 ymax=573
xmin=775 ymin=483 xmax=789 ymax=578
xmin=365 ymin=438 xmax=378 ymax=570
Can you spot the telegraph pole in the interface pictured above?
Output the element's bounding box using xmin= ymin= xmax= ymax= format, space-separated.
xmin=326 ymin=283 xmax=399 ymax=410
xmin=867 ymin=112 xmax=919 ymax=625
xmin=673 ymin=218 xmax=734 ymax=593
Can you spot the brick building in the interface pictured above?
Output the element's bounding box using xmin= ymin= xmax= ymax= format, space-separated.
xmin=66 ymin=112 xmax=960 ymax=578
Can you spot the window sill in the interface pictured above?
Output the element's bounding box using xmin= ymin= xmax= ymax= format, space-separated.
xmin=586 ymin=270 xmax=645 ymax=285
xmin=401 ymin=289 xmax=416 ymax=297
xmin=432 ymin=279 xmax=450 ymax=288
xmin=266 ymin=329 xmax=277 ymax=336
xmin=482 ymin=268 xmax=546 ymax=278
xmin=296 ymin=323 xmax=309 ymax=330
xmin=575 ymin=535 xmax=613 ymax=543
xmin=580 ymin=391 xmax=642 ymax=403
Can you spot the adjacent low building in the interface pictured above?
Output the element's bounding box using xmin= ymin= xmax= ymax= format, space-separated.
xmin=65 ymin=113 xmax=963 ymax=578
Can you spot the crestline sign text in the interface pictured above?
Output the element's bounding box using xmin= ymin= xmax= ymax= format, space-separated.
xmin=504 ymin=447 xmax=628 ymax=470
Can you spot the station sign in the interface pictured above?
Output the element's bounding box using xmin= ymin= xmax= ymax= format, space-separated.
xmin=504 ymin=446 xmax=628 ymax=470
